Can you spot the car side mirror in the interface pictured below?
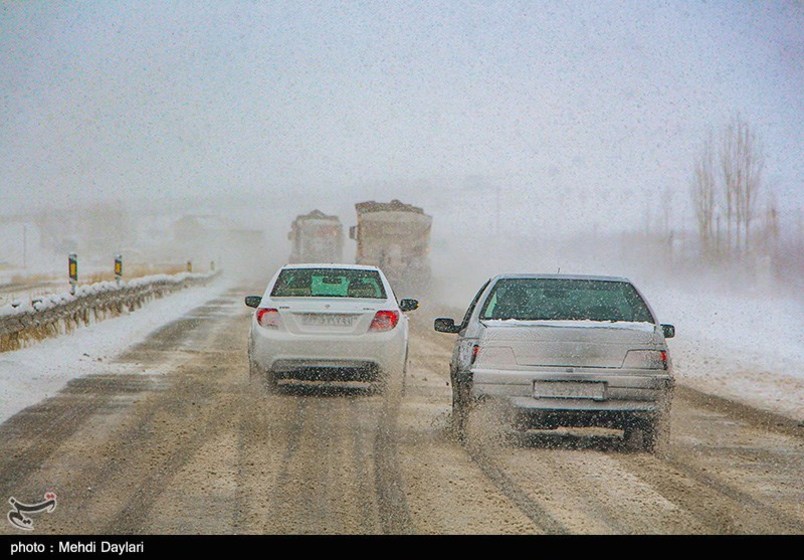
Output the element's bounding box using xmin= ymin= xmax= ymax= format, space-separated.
xmin=399 ymin=298 xmax=419 ymax=312
xmin=434 ymin=317 xmax=462 ymax=334
xmin=245 ymin=295 xmax=262 ymax=308
xmin=661 ymin=324 xmax=675 ymax=339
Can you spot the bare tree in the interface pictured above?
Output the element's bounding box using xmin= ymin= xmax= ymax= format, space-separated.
xmin=691 ymin=132 xmax=716 ymax=255
xmin=720 ymin=126 xmax=736 ymax=252
xmin=720 ymin=115 xmax=764 ymax=254
xmin=759 ymin=189 xmax=780 ymax=253
xmin=691 ymin=116 xmax=766 ymax=259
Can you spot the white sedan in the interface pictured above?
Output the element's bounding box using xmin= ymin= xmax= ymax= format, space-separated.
xmin=245 ymin=264 xmax=418 ymax=392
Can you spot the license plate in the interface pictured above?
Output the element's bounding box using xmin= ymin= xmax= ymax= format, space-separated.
xmin=301 ymin=314 xmax=355 ymax=327
xmin=533 ymin=381 xmax=606 ymax=400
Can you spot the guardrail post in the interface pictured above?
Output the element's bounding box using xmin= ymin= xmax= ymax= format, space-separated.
xmin=68 ymin=253 xmax=78 ymax=295
xmin=115 ymin=254 xmax=123 ymax=286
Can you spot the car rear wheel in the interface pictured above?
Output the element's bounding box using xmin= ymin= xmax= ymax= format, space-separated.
xmin=624 ymin=412 xmax=669 ymax=454
xmin=371 ymin=370 xmax=389 ymax=395
xmin=452 ymin=384 xmax=508 ymax=447
xmin=623 ymin=421 xmax=650 ymax=452
xmin=463 ymin=397 xmax=508 ymax=448
xmin=400 ymin=347 xmax=410 ymax=397
xmin=262 ymin=369 xmax=278 ymax=393
xmin=648 ymin=410 xmax=671 ymax=454
xmin=248 ymin=354 xmax=277 ymax=394
xmin=451 ymin=379 xmax=471 ymax=441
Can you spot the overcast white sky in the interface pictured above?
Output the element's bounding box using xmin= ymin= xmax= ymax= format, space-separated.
xmin=0 ymin=1 xmax=801 ymax=234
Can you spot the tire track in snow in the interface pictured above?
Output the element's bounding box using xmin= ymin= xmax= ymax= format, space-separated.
xmin=463 ymin=442 xmax=570 ymax=535
xmin=373 ymin=383 xmax=414 ymax=534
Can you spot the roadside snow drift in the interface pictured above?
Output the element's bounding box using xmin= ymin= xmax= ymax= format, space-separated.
xmin=0 ymin=281 xmax=228 ymax=423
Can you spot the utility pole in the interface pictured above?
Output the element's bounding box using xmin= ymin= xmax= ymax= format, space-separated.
xmin=22 ymin=224 xmax=27 ymax=269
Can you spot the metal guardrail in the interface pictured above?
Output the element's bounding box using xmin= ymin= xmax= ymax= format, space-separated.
xmin=0 ymin=271 xmax=221 ymax=353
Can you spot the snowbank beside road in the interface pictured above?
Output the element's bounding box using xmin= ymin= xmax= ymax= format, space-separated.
xmin=0 ymin=281 xmax=229 ymax=424
xmin=0 ymin=272 xmax=219 ymax=353
xmin=0 ymin=272 xmax=212 ymax=317
xmin=641 ymin=281 xmax=804 ymax=422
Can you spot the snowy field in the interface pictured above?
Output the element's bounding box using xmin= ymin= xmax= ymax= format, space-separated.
xmin=0 ymin=280 xmax=230 ymax=424
xmin=644 ymin=280 xmax=804 ymax=422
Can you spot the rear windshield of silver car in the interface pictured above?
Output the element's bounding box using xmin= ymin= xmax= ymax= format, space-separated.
xmin=271 ymin=268 xmax=387 ymax=299
xmin=479 ymin=278 xmax=655 ymax=323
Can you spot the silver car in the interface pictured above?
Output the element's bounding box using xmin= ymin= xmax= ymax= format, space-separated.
xmin=434 ymin=274 xmax=675 ymax=452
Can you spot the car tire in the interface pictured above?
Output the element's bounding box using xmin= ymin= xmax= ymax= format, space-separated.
xmin=372 ymin=370 xmax=389 ymax=395
xmin=624 ymin=413 xmax=669 ymax=454
xmin=463 ymin=396 xmax=508 ymax=448
xmin=451 ymin=378 xmax=471 ymax=442
xmin=653 ymin=391 xmax=673 ymax=455
xmin=623 ymin=421 xmax=650 ymax=452
xmin=248 ymin=351 xmax=258 ymax=384
xmin=248 ymin=353 xmax=277 ymax=394
xmin=262 ymin=369 xmax=278 ymax=393
xmin=452 ymin=378 xmax=507 ymax=447
xmin=647 ymin=410 xmax=671 ymax=455
xmin=400 ymin=347 xmax=410 ymax=398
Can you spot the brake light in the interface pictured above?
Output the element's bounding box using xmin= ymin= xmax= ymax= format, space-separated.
xmin=256 ymin=308 xmax=281 ymax=328
xmin=471 ymin=344 xmax=480 ymax=364
xmin=369 ymin=310 xmax=400 ymax=331
xmin=622 ymin=350 xmax=668 ymax=370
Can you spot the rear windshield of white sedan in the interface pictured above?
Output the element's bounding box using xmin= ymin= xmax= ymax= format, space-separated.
xmin=271 ymin=268 xmax=387 ymax=299
xmin=480 ymin=278 xmax=655 ymax=323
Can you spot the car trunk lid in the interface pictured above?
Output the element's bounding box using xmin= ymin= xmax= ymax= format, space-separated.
xmin=478 ymin=320 xmax=657 ymax=369
xmin=275 ymin=298 xmax=382 ymax=335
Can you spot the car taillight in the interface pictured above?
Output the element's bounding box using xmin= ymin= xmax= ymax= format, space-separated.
xmin=471 ymin=344 xmax=480 ymax=364
xmin=622 ymin=350 xmax=668 ymax=370
xmin=369 ymin=310 xmax=400 ymax=331
xmin=256 ymin=308 xmax=281 ymax=329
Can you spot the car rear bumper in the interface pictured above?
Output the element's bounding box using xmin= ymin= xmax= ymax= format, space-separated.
xmin=508 ymin=406 xmax=660 ymax=430
xmin=271 ymin=360 xmax=381 ymax=381
xmin=250 ymin=323 xmax=407 ymax=377
xmin=469 ymin=367 xmax=673 ymax=416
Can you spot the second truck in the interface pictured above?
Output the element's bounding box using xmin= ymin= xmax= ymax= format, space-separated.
xmin=349 ymin=199 xmax=432 ymax=293
xmin=288 ymin=210 xmax=344 ymax=264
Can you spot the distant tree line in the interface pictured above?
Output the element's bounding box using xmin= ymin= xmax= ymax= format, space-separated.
xmin=690 ymin=114 xmax=779 ymax=259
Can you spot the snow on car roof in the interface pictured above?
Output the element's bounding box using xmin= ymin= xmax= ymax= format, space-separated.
xmin=280 ymin=263 xmax=381 ymax=271
xmin=490 ymin=273 xmax=632 ymax=283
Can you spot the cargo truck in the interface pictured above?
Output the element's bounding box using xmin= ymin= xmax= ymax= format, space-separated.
xmin=349 ymin=200 xmax=432 ymax=292
xmin=288 ymin=210 xmax=344 ymax=263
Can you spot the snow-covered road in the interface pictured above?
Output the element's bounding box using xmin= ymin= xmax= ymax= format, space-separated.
xmin=2 ymin=270 xmax=801 ymax=427
xmin=0 ymin=279 xmax=229 ymax=423
xmin=1 ymin=292 xmax=800 ymax=535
